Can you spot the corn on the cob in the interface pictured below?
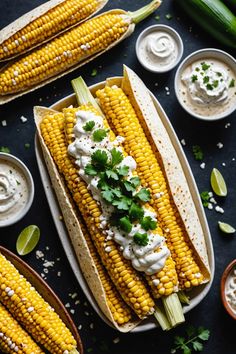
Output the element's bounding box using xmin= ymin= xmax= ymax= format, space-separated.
xmin=40 ymin=111 xmax=155 ymax=319
xmin=0 ymin=253 xmax=78 ymax=354
xmin=0 ymin=302 xmax=44 ymax=354
xmin=63 ymin=105 xmax=178 ymax=299
xmin=0 ymin=0 xmax=101 ymax=61
xmin=96 ymin=85 xmax=205 ymax=290
xmin=0 ymin=0 xmax=161 ymax=95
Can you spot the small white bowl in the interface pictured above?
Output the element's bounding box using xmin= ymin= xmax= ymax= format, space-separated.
xmin=0 ymin=153 xmax=34 ymax=227
xmin=174 ymin=48 xmax=236 ymax=121
xmin=135 ymin=24 xmax=184 ymax=73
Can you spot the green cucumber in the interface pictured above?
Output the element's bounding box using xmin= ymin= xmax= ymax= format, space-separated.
xmin=223 ymin=0 xmax=236 ymax=12
xmin=176 ymin=0 xmax=236 ymax=48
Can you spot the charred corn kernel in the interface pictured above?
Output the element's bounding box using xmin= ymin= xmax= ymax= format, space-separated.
xmin=0 ymin=253 xmax=77 ymax=354
xmin=0 ymin=0 xmax=100 ymax=60
xmin=0 ymin=13 xmax=129 ymax=94
xmin=63 ymin=106 xmax=178 ymax=298
xmin=40 ymin=111 xmax=155 ymax=319
xmin=96 ymin=86 xmax=205 ymax=289
xmin=0 ymin=302 xmax=44 ymax=354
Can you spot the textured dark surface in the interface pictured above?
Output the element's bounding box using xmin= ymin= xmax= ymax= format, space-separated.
xmin=0 ymin=1 xmax=236 ymax=353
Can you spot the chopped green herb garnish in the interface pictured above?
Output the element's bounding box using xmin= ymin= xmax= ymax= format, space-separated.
xmin=91 ymin=150 xmax=108 ymax=170
xmin=141 ymin=216 xmax=157 ymax=231
xmin=110 ymin=148 xmax=123 ymax=167
xmin=213 ymin=80 xmax=219 ymax=88
xmin=229 ymin=78 xmax=235 ymax=88
xmin=85 ymin=164 xmax=98 ymax=176
xmin=200 ymin=191 xmax=210 ymax=207
xmin=171 ymin=326 xmax=210 ymax=354
xmin=101 ymin=189 xmax=114 ymax=203
xmin=119 ymin=216 xmax=132 ymax=233
xmin=112 ymin=196 xmax=132 ymax=211
xmin=91 ymin=68 xmax=97 ymax=77
xmin=129 ymin=203 xmax=144 ymax=221
xmin=92 ymin=129 xmax=107 ymax=142
xmin=117 ymin=165 xmax=129 ymax=176
xmin=191 ymin=75 xmax=198 ymax=83
xmin=105 ymin=169 xmax=119 ymax=181
xmin=83 ymin=120 xmax=95 ymax=132
xmin=135 ymin=188 xmax=151 ymax=202
xmin=133 ymin=232 xmax=149 ymax=246
xmin=192 ymin=145 xmax=203 ymax=161
xmin=0 ymin=146 xmax=10 ymax=153
xmin=203 ymin=76 xmax=209 ymax=84
xmin=24 ymin=143 xmax=30 ymax=149
xmin=155 ymin=15 xmax=160 ymax=20
xmin=129 ymin=176 xmax=141 ymax=188
xmin=165 ymin=13 xmax=173 ymax=20
xmin=16 ymin=180 xmax=21 ymax=185
xmin=123 ymin=180 xmax=136 ymax=193
xmin=206 ymin=83 xmax=213 ymax=91
xmin=201 ymin=62 xmax=210 ymax=71
xmin=217 ymin=72 xmax=222 ymax=77
xmin=195 ymin=67 xmax=200 ymax=72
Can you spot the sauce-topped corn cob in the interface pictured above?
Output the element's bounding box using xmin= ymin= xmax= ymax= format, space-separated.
xmin=0 ymin=0 xmax=161 ymax=96
xmin=0 ymin=253 xmax=79 ymax=354
xmin=0 ymin=302 xmax=44 ymax=354
xmin=0 ymin=0 xmax=103 ymax=61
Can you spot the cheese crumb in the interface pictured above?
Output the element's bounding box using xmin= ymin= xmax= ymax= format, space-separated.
xmin=200 ymin=162 xmax=205 ymax=169
xmin=217 ymin=142 xmax=223 ymax=149
xmin=207 ymin=203 xmax=213 ymax=210
xmin=113 ymin=337 xmax=120 ymax=344
xmin=222 ymin=162 xmax=226 ymax=167
xmin=20 ymin=116 xmax=27 ymax=123
xmin=1 ymin=120 xmax=7 ymax=127
xmin=215 ymin=206 xmax=224 ymax=214
xmin=180 ymin=139 xmax=186 ymax=146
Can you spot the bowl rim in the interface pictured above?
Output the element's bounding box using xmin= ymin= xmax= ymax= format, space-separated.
xmin=0 ymin=152 xmax=34 ymax=227
xmin=220 ymin=258 xmax=236 ymax=320
xmin=174 ymin=47 xmax=236 ymax=121
xmin=135 ymin=24 xmax=184 ymax=73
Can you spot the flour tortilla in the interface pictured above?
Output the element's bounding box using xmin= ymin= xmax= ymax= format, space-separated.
xmin=0 ymin=9 xmax=134 ymax=105
xmin=118 ymin=66 xmax=211 ymax=280
xmin=34 ymin=106 xmax=139 ymax=332
xmin=0 ymin=0 xmax=108 ymax=60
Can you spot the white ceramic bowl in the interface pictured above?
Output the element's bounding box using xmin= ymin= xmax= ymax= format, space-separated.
xmin=135 ymin=24 xmax=184 ymax=73
xmin=0 ymin=153 xmax=34 ymax=227
xmin=175 ymin=48 xmax=236 ymax=121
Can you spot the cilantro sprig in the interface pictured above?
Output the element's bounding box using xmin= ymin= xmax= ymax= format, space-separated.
xmin=171 ymin=326 xmax=210 ymax=354
xmin=192 ymin=145 xmax=203 ymax=161
xmin=83 ymin=120 xmax=95 ymax=132
xmin=200 ymin=191 xmax=210 ymax=207
xmin=133 ymin=232 xmax=149 ymax=246
xmin=93 ymin=129 xmax=108 ymax=142
xmin=141 ymin=216 xmax=157 ymax=231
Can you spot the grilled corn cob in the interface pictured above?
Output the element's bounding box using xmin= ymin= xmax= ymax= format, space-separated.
xmin=63 ymin=105 xmax=178 ymax=299
xmin=40 ymin=111 xmax=155 ymax=320
xmin=0 ymin=0 xmax=101 ymax=61
xmin=0 ymin=0 xmax=161 ymax=95
xmin=0 ymin=302 xmax=44 ymax=354
xmin=0 ymin=253 xmax=79 ymax=354
xmin=96 ymin=85 xmax=205 ymax=290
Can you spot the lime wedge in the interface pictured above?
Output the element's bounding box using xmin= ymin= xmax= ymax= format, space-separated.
xmin=210 ymin=168 xmax=227 ymax=197
xmin=218 ymin=222 xmax=235 ymax=234
xmin=16 ymin=225 xmax=40 ymax=256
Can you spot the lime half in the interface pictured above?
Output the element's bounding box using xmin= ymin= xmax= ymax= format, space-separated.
xmin=16 ymin=225 xmax=40 ymax=256
xmin=218 ymin=221 xmax=235 ymax=234
xmin=210 ymin=168 xmax=227 ymax=197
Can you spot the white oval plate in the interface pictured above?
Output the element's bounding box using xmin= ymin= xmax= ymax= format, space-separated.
xmin=35 ymin=78 xmax=215 ymax=332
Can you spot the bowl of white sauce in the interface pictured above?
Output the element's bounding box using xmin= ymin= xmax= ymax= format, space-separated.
xmin=0 ymin=153 xmax=34 ymax=227
xmin=135 ymin=24 xmax=184 ymax=73
xmin=221 ymin=259 xmax=236 ymax=320
xmin=175 ymin=48 xmax=236 ymax=121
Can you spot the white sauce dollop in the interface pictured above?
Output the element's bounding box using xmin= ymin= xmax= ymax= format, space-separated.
xmin=68 ymin=109 xmax=170 ymax=275
xmin=225 ymin=267 xmax=236 ymax=314
xmin=138 ymin=31 xmax=178 ymax=71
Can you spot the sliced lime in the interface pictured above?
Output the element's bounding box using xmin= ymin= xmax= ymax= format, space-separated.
xmin=218 ymin=222 xmax=235 ymax=234
xmin=210 ymin=168 xmax=227 ymax=197
xmin=16 ymin=225 xmax=40 ymax=255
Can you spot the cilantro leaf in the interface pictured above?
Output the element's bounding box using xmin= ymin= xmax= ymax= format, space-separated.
xmin=201 ymin=62 xmax=210 ymax=71
xmin=91 ymin=68 xmax=97 ymax=77
xmin=141 ymin=216 xmax=157 ymax=231
xmin=112 ymin=188 xmax=122 ymax=198
xmin=133 ymin=232 xmax=149 ymax=246
xmin=174 ymin=336 xmax=185 ymax=346
xmin=171 ymin=326 xmax=210 ymax=354
xmin=213 ymin=80 xmax=219 ymax=88
xmin=105 ymin=169 xmax=119 ymax=181
xmin=102 ymin=189 xmax=114 ymax=203
xmin=123 ymin=180 xmax=136 ymax=193
xmin=91 ymin=150 xmax=108 ymax=170
xmin=85 ymin=164 xmax=98 ymax=176
xmin=110 ymin=148 xmax=123 ymax=167
xmin=183 ymin=346 xmax=191 ymax=354
xmin=197 ymin=328 xmax=210 ymax=341
xmin=92 ymin=129 xmax=107 ymax=142
xmin=129 ymin=203 xmax=144 ymax=221
xmin=117 ymin=165 xmax=129 ymax=176
xmin=186 ymin=326 xmax=196 ymax=338
xmin=112 ymin=196 xmax=132 ymax=210
xmin=206 ymin=83 xmax=213 ymax=90
xmin=135 ymin=188 xmax=151 ymax=202
xmin=200 ymin=191 xmax=210 ymax=207
xmin=129 ymin=176 xmax=141 ymax=188
xmin=83 ymin=120 xmax=95 ymax=132
xmin=119 ymin=216 xmax=132 ymax=233
xmin=192 ymin=145 xmax=203 ymax=161
xmin=229 ymin=78 xmax=235 ymax=88
xmin=191 ymin=75 xmax=198 ymax=83
xmin=0 ymin=146 xmax=10 ymax=153
xmin=97 ymin=176 xmax=109 ymax=190
xmin=203 ymin=76 xmax=209 ymax=84
xmin=192 ymin=341 xmax=203 ymax=351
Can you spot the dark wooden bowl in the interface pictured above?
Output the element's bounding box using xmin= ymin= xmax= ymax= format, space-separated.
xmin=221 ymin=259 xmax=236 ymax=321
xmin=0 ymin=246 xmax=83 ymax=353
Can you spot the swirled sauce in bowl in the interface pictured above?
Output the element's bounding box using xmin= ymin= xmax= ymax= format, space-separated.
xmin=0 ymin=153 xmax=34 ymax=227
xmin=136 ymin=25 xmax=183 ymax=73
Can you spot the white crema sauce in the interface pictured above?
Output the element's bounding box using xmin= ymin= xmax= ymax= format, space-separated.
xmin=138 ymin=31 xmax=178 ymax=71
xmin=0 ymin=159 xmax=29 ymax=224
xmin=179 ymin=59 xmax=236 ymax=117
xmin=225 ymin=267 xmax=236 ymax=315
xmin=68 ymin=110 xmax=170 ymax=275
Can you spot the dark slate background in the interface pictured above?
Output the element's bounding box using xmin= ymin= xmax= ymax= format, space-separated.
xmin=0 ymin=0 xmax=236 ymax=353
